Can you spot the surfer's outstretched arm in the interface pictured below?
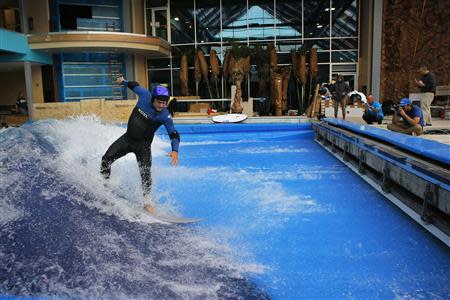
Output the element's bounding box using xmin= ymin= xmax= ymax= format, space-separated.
xmin=116 ymin=76 xmax=151 ymax=98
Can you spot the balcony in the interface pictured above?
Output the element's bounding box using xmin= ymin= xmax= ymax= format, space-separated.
xmin=28 ymin=31 xmax=170 ymax=57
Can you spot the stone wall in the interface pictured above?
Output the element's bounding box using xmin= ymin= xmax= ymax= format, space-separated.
xmin=33 ymin=99 xmax=137 ymax=122
xmin=381 ymin=0 xmax=450 ymax=101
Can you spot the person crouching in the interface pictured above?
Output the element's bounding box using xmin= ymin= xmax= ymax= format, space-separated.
xmin=387 ymin=98 xmax=424 ymax=136
xmin=362 ymin=95 xmax=384 ymax=124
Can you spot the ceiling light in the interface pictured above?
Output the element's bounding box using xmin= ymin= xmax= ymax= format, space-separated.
xmin=174 ymin=17 xmax=179 ymax=21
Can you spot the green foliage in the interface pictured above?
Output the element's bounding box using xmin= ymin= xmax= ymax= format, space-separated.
xmin=229 ymin=42 xmax=252 ymax=58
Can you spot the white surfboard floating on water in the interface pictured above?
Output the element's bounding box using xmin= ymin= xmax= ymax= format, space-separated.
xmin=212 ymin=113 xmax=247 ymax=123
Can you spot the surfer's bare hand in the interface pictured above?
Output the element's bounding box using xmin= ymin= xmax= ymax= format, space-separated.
xmin=167 ymin=151 xmax=178 ymax=166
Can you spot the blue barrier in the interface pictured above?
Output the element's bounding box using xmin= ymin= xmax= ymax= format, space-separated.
xmin=322 ymin=118 xmax=450 ymax=166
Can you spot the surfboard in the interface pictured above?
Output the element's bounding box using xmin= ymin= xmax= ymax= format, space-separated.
xmin=212 ymin=113 xmax=248 ymax=123
xmin=149 ymin=211 xmax=202 ymax=224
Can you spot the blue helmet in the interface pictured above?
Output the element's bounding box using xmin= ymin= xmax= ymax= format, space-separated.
xmin=399 ymin=98 xmax=412 ymax=106
xmin=152 ymin=85 xmax=170 ymax=102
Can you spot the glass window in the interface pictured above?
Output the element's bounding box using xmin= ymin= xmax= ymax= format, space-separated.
xmin=170 ymin=0 xmax=195 ymax=44
xmin=221 ymin=1 xmax=248 ymax=42
xmin=317 ymin=64 xmax=330 ymax=84
xmin=275 ymin=40 xmax=303 ymax=53
xmin=147 ymin=57 xmax=171 ymax=69
xmin=332 ymin=0 xmax=358 ymax=37
xmin=303 ymin=39 xmax=330 ymax=50
xmin=331 ymin=50 xmax=357 ymax=62
xmin=248 ymin=0 xmax=274 ymax=41
xmin=275 ymin=0 xmax=301 ymax=39
xmin=303 ymin=0 xmax=330 ymax=38
xmin=149 ymin=69 xmax=171 ymax=87
xmin=171 ymin=45 xmax=196 ymax=68
xmin=331 ymin=38 xmax=358 ymax=50
xmin=196 ymin=0 xmax=221 ymax=43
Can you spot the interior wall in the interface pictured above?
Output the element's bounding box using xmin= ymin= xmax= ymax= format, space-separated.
xmin=134 ymin=54 xmax=148 ymax=89
xmin=0 ymin=70 xmax=25 ymax=106
xmin=358 ymin=0 xmax=373 ymax=95
xmin=131 ymin=0 xmax=145 ymax=34
xmin=381 ymin=0 xmax=450 ymax=102
xmin=32 ymin=65 xmax=44 ymax=103
xmin=27 ymin=0 xmax=49 ymax=33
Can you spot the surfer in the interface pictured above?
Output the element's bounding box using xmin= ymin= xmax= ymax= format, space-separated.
xmin=100 ymin=76 xmax=180 ymax=213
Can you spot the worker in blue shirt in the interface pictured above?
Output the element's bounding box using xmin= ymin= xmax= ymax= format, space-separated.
xmin=362 ymin=95 xmax=384 ymax=124
xmin=100 ymin=76 xmax=180 ymax=213
xmin=387 ymin=98 xmax=424 ymax=136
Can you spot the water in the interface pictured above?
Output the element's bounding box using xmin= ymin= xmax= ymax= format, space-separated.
xmin=1 ymin=117 xmax=449 ymax=299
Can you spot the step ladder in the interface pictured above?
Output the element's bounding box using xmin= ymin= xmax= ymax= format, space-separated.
xmin=109 ymin=53 xmax=123 ymax=100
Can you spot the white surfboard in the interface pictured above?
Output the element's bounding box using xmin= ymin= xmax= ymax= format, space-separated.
xmin=212 ymin=113 xmax=248 ymax=123
xmin=149 ymin=211 xmax=202 ymax=224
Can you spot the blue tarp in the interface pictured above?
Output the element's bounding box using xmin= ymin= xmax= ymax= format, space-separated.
xmin=321 ymin=118 xmax=450 ymax=166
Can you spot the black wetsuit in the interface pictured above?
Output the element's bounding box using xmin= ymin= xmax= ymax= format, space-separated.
xmin=100 ymin=81 xmax=180 ymax=195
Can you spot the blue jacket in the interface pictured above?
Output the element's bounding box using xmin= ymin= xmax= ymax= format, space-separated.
xmin=123 ymin=80 xmax=179 ymax=152
xmin=367 ymin=101 xmax=384 ymax=118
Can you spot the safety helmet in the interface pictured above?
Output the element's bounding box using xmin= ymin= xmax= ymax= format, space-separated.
xmin=152 ymin=85 xmax=170 ymax=102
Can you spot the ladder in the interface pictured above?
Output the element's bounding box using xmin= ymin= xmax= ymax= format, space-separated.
xmin=109 ymin=53 xmax=123 ymax=100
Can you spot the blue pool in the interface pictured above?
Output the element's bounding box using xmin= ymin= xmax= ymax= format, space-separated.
xmin=0 ymin=117 xmax=449 ymax=299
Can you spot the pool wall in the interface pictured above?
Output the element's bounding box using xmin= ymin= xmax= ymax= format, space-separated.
xmin=313 ymin=120 xmax=450 ymax=246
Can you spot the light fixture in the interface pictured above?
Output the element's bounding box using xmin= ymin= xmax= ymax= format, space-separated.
xmin=316 ymin=24 xmax=322 ymax=28
xmin=174 ymin=17 xmax=179 ymax=21
xmin=325 ymin=8 xmax=329 ymax=11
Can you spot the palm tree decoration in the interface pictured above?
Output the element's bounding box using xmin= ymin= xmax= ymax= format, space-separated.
xmin=197 ymin=49 xmax=213 ymax=99
xmin=229 ymin=43 xmax=251 ymax=113
xmin=281 ymin=66 xmax=291 ymax=112
xmin=222 ymin=52 xmax=231 ymax=98
xmin=291 ymin=49 xmax=300 ymax=106
xmin=179 ymin=53 xmax=189 ymax=96
xmin=194 ymin=54 xmax=202 ymax=96
xmin=309 ymin=47 xmax=318 ymax=103
xmin=209 ymin=49 xmax=221 ymax=98
xmin=298 ymin=52 xmax=307 ymax=113
xmin=268 ymin=42 xmax=278 ymax=72
xmin=252 ymin=45 xmax=270 ymax=103
xmin=271 ymin=71 xmax=283 ymax=116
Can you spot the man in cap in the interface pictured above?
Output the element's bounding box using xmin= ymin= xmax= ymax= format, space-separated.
xmin=387 ymin=98 xmax=424 ymax=136
xmin=100 ymin=76 xmax=180 ymax=213
xmin=362 ymin=95 xmax=384 ymax=124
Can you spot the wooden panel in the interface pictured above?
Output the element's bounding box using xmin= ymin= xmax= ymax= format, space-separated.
xmin=381 ymin=0 xmax=450 ymax=102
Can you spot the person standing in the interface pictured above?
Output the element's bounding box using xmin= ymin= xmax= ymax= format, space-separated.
xmin=362 ymin=95 xmax=384 ymax=124
xmin=414 ymin=66 xmax=436 ymax=126
xmin=16 ymin=92 xmax=28 ymax=115
xmin=100 ymin=76 xmax=180 ymax=214
xmin=330 ymin=74 xmax=351 ymax=120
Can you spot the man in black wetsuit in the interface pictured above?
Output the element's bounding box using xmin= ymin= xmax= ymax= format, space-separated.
xmin=100 ymin=76 xmax=180 ymax=213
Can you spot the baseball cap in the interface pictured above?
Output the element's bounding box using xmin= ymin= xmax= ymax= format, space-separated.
xmin=399 ymin=98 xmax=412 ymax=106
